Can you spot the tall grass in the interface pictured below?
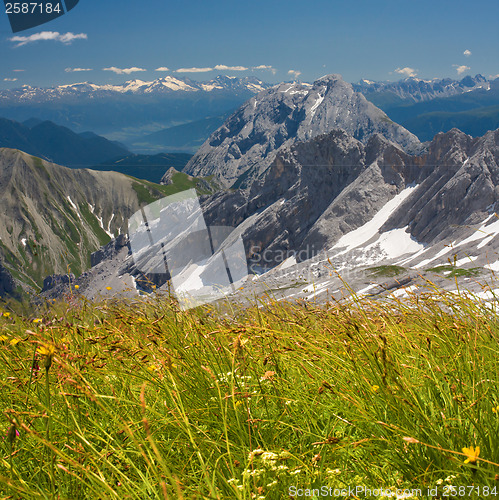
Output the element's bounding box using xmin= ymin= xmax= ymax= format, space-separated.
xmin=0 ymin=283 xmax=498 ymax=499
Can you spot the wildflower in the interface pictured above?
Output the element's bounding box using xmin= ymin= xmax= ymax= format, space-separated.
xmin=106 ymin=286 xmax=112 ymax=291
xmin=148 ymin=364 xmax=160 ymax=372
xmin=371 ymin=385 xmax=379 ymax=392
xmin=492 ymin=406 xmax=499 ymax=414
xmin=261 ymin=451 xmax=279 ymax=464
xmin=38 ymin=343 xmax=56 ymax=370
xmin=9 ymin=338 xmax=20 ymax=346
xmin=462 ymin=446 xmax=480 ymax=464
xmin=2 ymin=312 xmax=10 ymax=318
xmin=74 ymin=285 xmax=79 ymax=290
xmin=260 ymin=371 xmax=275 ymax=382
xmin=235 ymin=400 xmax=243 ymax=407
xmin=32 ymin=318 xmax=42 ymax=324
xmin=0 ymin=336 xmax=8 ymax=342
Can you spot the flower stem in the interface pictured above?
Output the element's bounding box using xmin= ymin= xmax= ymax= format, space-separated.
xmin=45 ymin=368 xmax=55 ymax=496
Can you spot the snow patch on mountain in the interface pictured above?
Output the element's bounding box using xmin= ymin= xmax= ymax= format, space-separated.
xmin=331 ymin=184 xmax=419 ymax=254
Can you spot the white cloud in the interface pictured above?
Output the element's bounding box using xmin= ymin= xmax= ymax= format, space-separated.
xmin=65 ymin=67 xmax=92 ymax=72
xmin=175 ymin=67 xmax=213 ymax=73
xmin=155 ymin=67 xmax=170 ymax=72
xmin=453 ymin=64 xmax=470 ymax=75
xmin=288 ymin=69 xmax=301 ymax=79
xmin=214 ymin=64 xmax=248 ymax=71
xmin=9 ymin=31 xmax=87 ymax=47
xmin=103 ymin=67 xmax=147 ymax=75
xmin=3 ymin=78 xmax=17 ymax=82
xmin=394 ymin=67 xmax=418 ymax=78
xmin=253 ymin=64 xmax=277 ymax=75
xmin=463 ymin=49 xmax=472 ymax=57
xmin=13 ymin=69 xmax=24 ymax=72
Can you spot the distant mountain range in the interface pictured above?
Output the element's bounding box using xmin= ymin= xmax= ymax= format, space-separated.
xmin=0 ymin=75 xmax=268 ymax=102
xmin=354 ymin=74 xmax=499 ymax=141
xmin=0 ymin=76 xmax=271 ymax=142
xmin=353 ymin=74 xmax=491 ymax=103
xmin=0 ymin=117 xmax=129 ymax=166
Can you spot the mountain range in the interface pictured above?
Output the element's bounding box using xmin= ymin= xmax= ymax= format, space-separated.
xmin=0 ymin=117 xmax=129 ymax=166
xmin=356 ymin=75 xmax=499 ymax=141
xmin=0 ymin=76 xmax=270 ymax=143
xmin=3 ymin=72 xmax=499 ymax=304
xmin=353 ymin=74 xmax=491 ymax=103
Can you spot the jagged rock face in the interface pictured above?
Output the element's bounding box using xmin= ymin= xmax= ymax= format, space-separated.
xmin=200 ymin=130 xmax=414 ymax=266
xmin=385 ymin=129 xmax=499 ymax=242
xmin=199 ymin=127 xmax=499 ymax=269
xmin=184 ymin=74 xmax=421 ymax=188
xmin=90 ymin=234 xmax=128 ymax=267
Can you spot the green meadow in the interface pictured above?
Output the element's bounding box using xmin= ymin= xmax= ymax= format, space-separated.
xmin=0 ymin=281 xmax=498 ymax=499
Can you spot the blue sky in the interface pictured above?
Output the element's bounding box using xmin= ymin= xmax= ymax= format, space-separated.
xmin=1 ymin=0 xmax=499 ymax=89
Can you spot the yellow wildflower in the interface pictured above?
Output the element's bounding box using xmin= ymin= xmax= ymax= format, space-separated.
xmin=2 ymin=312 xmax=10 ymax=318
xmin=106 ymin=286 xmax=112 ymax=291
xmin=33 ymin=318 xmax=42 ymax=324
xmin=38 ymin=343 xmax=56 ymax=370
xmin=371 ymin=385 xmax=380 ymax=392
xmin=74 ymin=285 xmax=79 ymax=290
xmin=462 ymin=446 xmax=480 ymax=464
xmin=38 ymin=343 xmax=55 ymax=356
xmin=492 ymin=406 xmax=499 ymax=414
xmin=0 ymin=335 xmax=8 ymax=342
xmin=9 ymin=338 xmax=20 ymax=346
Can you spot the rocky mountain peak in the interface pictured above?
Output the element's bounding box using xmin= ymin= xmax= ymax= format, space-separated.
xmin=184 ymin=74 xmax=421 ymax=188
